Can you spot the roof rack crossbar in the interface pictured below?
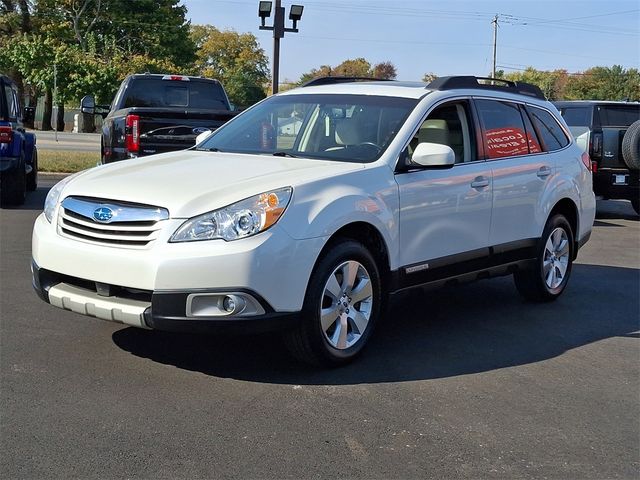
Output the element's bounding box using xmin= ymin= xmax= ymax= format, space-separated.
xmin=427 ymin=76 xmax=546 ymax=100
xmin=301 ymin=76 xmax=394 ymax=87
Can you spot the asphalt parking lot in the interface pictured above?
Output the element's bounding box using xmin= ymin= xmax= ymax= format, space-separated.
xmin=1 ymin=177 xmax=639 ymax=479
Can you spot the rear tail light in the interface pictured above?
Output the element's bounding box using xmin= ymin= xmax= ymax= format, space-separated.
xmin=0 ymin=126 xmax=12 ymax=143
xmin=591 ymin=160 xmax=598 ymax=173
xmin=581 ymin=152 xmax=592 ymax=172
xmin=125 ymin=114 xmax=140 ymax=153
xmin=589 ymin=131 xmax=602 ymax=159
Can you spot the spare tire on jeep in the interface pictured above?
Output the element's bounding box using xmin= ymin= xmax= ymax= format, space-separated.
xmin=622 ymin=120 xmax=640 ymax=170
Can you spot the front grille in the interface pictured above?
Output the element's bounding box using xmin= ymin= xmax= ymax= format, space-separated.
xmin=59 ymin=196 xmax=169 ymax=248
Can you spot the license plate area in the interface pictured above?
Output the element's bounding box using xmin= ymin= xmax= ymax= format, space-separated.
xmin=612 ymin=174 xmax=629 ymax=185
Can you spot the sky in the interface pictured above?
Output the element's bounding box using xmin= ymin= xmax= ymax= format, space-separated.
xmin=182 ymin=0 xmax=640 ymax=84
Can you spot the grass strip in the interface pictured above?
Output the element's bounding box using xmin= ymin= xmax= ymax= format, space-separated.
xmin=39 ymin=150 xmax=99 ymax=173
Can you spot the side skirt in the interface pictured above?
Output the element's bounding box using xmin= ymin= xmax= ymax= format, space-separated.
xmin=390 ymin=239 xmax=538 ymax=293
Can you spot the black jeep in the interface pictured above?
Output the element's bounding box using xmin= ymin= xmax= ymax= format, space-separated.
xmin=554 ymin=101 xmax=640 ymax=215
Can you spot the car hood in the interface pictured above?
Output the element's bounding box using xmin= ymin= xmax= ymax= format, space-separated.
xmin=62 ymin=150 xmax=363 ymax=218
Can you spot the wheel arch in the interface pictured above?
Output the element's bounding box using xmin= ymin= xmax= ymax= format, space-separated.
xmin=548 ymin=197 xmax=579 ymax=259
xmin=315 ymin=221 xmax=392 ymax=290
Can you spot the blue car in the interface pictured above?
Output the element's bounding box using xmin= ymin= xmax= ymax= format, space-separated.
xmin=1 ymin=74 xmax=38 ymax=206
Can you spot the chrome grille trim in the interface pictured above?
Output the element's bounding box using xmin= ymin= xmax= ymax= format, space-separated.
xmin=59 ymin=196 xmax=169 ymax=248
xmin=62 ymin=197 xmax=169 ymax=223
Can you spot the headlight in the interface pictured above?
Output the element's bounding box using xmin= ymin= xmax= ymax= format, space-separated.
xmin=44 ymin=174 xmax=77 ymax=223
xmin=170 ymin=187 xmax=293 ymax=242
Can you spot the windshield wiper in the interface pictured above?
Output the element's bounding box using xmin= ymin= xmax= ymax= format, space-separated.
xmin=272 ymin=151 xmax=298 ymax=158
xmin=205 ymin=147 xmax=222 ymax=152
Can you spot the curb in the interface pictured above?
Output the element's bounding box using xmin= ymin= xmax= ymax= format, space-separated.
xmin=40 ymin=172 xmax=71 ymax=180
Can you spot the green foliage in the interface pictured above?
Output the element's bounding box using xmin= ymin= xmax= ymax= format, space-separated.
xmin=502 ymin=66 xmax=640 ymax=101
xmin=563 ymin=66 xmax=640 ymax=101
xmin=191 ymin=25 xmax=269 ymax=107
xmin=503 ymin=67 xmax=569 ymax=100
xmin=298 ymin=58 xmax=398 ymax=85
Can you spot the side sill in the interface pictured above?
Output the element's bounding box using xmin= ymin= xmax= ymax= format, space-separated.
xmin=390 ymin=239 xmax=538 ymax=292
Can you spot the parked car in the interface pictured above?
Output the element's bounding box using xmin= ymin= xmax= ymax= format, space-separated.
xmin=554 ymin=101 xmax=640 ymax=214
xmin=82 ymin=73 xmax=238 ymax=163
xmin=33 ymin=76 xmax=595 ymax=366
xmin=0 ymin=74 xmax=38 ymax=206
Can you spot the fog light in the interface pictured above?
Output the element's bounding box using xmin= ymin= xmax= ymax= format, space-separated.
xmin=222 ymin=296 xmax=236 ymax=312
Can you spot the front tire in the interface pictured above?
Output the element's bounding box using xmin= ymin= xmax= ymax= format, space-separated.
xmin=26 ymin=148 xmax=38 ymax=192
xmin=284 ymin=240 xmax=382 ymax=367
xmin=514 ymin=214 xmax=574 ymax=302
xmin=631 ymin=197 xmax=639 ymax=216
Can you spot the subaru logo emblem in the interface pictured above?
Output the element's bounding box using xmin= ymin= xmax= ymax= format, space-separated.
xmin=93 ymin=206 xmax=114 ymax=223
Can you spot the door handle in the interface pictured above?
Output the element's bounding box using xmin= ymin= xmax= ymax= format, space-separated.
xmin=471 ymin=176 xmax=490 ymax=189
xmin=537 ymin=166 xmax=552 ymax=178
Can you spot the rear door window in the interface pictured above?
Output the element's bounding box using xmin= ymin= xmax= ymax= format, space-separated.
xmin=527 ymin=106 xmax=570 ymax=151
xmin=595 ymin=105 xmax=640 ymax=127
xmin=122 ymin=78 xmax=229 ymax=109
xmin=475 ymin=99 xmax=531 ymax=159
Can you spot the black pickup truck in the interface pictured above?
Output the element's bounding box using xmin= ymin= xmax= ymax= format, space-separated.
xmin=555 ymin=101 xmax=640 ymax=215
xmin=82 ymin=74 xmax=237 ymax=163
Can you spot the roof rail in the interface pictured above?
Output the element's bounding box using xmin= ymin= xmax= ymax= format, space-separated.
xmin=301 ymin=76 xmax=394 ymax=87
xmin=427 ymin=76 xmax=546 ymax=100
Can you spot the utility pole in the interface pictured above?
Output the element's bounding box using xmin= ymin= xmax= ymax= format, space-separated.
xmin=492 ymin=14 xmax=498 ymax=79
xmin=272 ymin=0 xmax=283 ymax=94
xmin=53 ymin=63 xmax=58 ymax=142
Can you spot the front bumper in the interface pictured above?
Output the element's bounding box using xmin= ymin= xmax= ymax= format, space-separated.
xmin=32 ymin=261 xmax=299 ymax=333
xmin=32 ymin=212 xmax=327 ymax=332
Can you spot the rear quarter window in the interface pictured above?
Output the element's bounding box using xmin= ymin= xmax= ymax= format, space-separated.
xmin=559 ymin=106 xmax=591 ymax=127
xmin=595 ymin=105 xmax=640 ymax=127
xmin=527 ymin=106 xmax=570 ymax=151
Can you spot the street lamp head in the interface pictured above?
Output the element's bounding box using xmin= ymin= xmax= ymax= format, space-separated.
xmin=258 ymin=1 xmax=272 ymax=26
xmin=289 ymin=4 xmax=304 ymax=21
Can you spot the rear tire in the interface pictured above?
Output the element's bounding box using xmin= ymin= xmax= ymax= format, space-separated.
xmin=284 ymin=240 xmax=382 ymax=367
xmin=514 ymin=214 xmax=574 ymax=302
xmin=632 ymin=197 xmax=640 ymax=216
xmin=622 ymin=120 xmax=640 ymax=171
xmin=26 ymin=148 xmax=38 ymax=192
xmin=0 ymin=153 xmax=26 ymax=206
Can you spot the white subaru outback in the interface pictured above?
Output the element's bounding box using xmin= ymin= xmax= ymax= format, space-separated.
xmin=32 ymin=76 xmax=595 ymax=366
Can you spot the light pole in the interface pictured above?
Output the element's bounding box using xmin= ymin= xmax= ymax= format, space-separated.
xmin=258 ymin=1 xmax=304 ymax=94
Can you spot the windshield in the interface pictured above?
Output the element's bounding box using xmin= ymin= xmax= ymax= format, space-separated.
xmin=198 ymin=93 xmax=418 ymax=163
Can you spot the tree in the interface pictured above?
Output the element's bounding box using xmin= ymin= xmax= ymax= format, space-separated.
xmin=503 ymin=67 xmax=569 ymax=100
xmin=372 ymin=61 xmax=397 ymax=80
xmin=564 ymin=66 xmax=640 ymax=101
xmin=298 ymin=58 xmax=398 ymax=85
xmin=422 ymin=72 xmax=438 ymax=83
xmin=191 ymin=25 xmax=269 ymax=107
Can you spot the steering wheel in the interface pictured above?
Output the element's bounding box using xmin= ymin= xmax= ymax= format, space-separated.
xmin=355 ymin=142 xmax=382 ymax=153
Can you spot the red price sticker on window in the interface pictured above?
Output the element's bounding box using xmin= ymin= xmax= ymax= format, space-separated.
xmin=485 ymin=127 xmax=541 ymax=158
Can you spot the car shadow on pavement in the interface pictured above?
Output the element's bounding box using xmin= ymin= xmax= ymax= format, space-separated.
xmin=595 ymin=200 xmax=638 ymax=221
xmin=2 ymin=183 xmax=50 ymax=211
xmin=112 ymin=263 xmax=639 ymax=385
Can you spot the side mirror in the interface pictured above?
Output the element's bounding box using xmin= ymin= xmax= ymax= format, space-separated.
xmin=195 ymin=129 xmax=213 ymax=145
xmin=80 ymin=95 xmax=95 ymax=115
xmin=411 ymin=142 xmax=455 ymax=168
